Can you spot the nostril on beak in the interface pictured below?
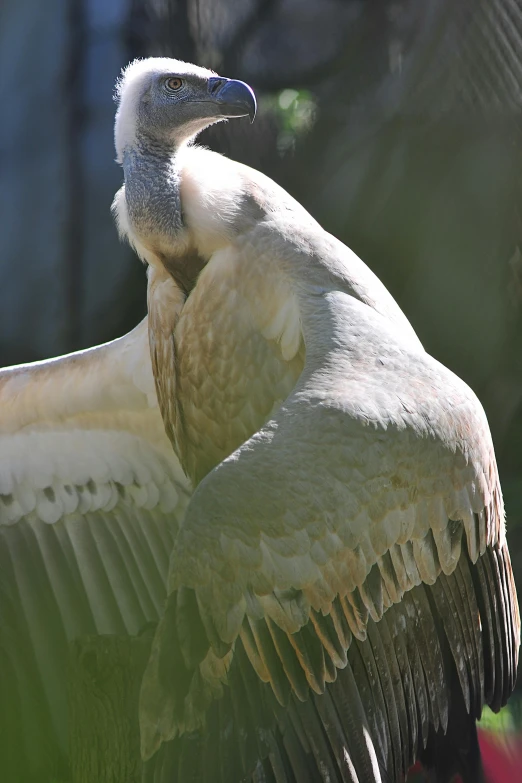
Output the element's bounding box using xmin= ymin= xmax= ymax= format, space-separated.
xmin=208 ymin=77 xmax=227 ymax=95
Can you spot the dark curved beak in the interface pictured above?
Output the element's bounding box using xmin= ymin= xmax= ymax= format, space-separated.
xmin=207 ymin=77 xmax=257 ymax=123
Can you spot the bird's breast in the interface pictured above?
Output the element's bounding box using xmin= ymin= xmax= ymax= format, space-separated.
xmin=162 ymin=249 xmax=208 ymax=297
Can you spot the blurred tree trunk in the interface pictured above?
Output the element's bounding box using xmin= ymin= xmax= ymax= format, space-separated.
xmin=0 ymin=0 xmax=147 ymax=365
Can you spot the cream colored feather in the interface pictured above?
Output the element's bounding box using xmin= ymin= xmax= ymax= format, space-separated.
xmin=0 ymin=317 xmax=190 ymax=781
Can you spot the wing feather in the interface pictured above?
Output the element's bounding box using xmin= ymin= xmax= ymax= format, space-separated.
xmin=406 ymin=586 xmax=447 ymax=732
xmin=147 ymin=538 xmax=517 ymax=782
xmin=141 ymin=292 xmax=518 ymax=779
xmin=349 ymin=630 xmax=391 ymax=774
xmin=0 ymin=319 xmax=191 ymax=782
xmin=383 ymin=608 xmax=417 ymax=764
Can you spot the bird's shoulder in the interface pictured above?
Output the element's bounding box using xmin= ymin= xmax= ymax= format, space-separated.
xmin=178 ymin=146 xmax=314 ymax=255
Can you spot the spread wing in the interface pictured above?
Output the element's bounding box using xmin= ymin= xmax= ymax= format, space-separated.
xmin=140 ymin=292 xmax=519 ymax=782
xmin=0 ymin=318 xmax=191 ymax=782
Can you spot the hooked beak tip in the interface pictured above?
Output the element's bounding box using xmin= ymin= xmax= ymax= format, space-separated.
xmin=209 ymin=77 xmax=257 ymax=123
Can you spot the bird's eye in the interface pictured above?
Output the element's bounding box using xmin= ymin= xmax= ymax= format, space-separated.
xmin=165 ymin=77 xmax=183 ymax=92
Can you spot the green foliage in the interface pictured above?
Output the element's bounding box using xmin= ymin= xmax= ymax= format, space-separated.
xmin=479 ymin=697 xmax=522 ymax=734
xmin=262 ymin=89 xmax=316 ymax=155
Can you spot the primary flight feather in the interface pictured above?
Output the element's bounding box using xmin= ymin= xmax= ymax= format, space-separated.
xmin=0 ymin=320 xmax=191 ymax=782
xmin=110 ymin=58 xmax=520 ymax=782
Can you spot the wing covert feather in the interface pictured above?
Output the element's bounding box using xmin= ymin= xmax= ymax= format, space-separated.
xmin=173 ymin=244 xmax=304 ymax=484
xmin=141 ymin=292 xmax=519 ymax=779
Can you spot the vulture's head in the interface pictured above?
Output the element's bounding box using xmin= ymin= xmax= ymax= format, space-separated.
xmin=114 ymin=57 xmax=257 ymax=162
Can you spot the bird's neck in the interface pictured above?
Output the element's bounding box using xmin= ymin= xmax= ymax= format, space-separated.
xmin=122 ymin=143 xmax=185 ymax=242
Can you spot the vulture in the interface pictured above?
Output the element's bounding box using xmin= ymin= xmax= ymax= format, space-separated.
xmin=0 ymin=55 xmax=519 ymax=783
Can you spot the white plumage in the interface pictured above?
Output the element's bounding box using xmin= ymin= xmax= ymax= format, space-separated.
xmin=0 ymin=318 xmax=188 ymax=525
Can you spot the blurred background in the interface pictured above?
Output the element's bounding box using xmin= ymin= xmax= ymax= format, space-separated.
xmin=1 ymin=0 xmax=522 ymax=763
